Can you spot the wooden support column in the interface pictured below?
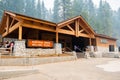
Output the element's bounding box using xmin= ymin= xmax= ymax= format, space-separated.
xmin=18 ymin=26 xmax=22 ymax=40
xmin=6 ymin=15 xmax=9 ymax=33
xmin=75 ymin=19 xmax=79 ymax=37
xmin=89 ymin=38 xmax=92 ymax=46
xmin=56 ymin=28 xmax=59 ymax=43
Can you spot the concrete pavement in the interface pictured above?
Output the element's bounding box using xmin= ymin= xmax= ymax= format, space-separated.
xmin=2 ymin=58 xmax=120 ymax=80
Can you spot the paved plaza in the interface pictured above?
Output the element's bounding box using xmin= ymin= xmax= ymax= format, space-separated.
xmin=1 ymin=58 xmax=120 ymax=80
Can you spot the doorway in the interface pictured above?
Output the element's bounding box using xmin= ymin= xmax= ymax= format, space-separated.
xmin=72 ymin=37 xmax=89 ymax=52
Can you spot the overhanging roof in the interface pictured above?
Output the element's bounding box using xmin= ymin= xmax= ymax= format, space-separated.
xmin=95 ymin=34 xmax=117 ymax=40
xmin=5 ymin=11 xmax=57 ymax=26
xmin=0 ymin=10 xmax=117 ymax=40
xmin=0 ymin=10 xmax=57 ymax=35
xmin=57 ymin=16 xmax=95 ymax=38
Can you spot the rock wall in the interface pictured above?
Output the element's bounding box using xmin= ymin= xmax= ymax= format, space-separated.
xmin=92 ymin=46 xmax=119 ymax=58
xmin=97 ymin=46 xmax=109 ymax=53
xmin=0 ymin=56 xmax=76 ymax=66
xmin=14 ymin=40 xmax=62 ymax=56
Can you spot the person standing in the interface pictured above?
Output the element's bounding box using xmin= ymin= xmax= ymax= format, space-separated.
xmin=84 ymin=47 xmax=90 ymax=59
xmin=10 ymin=41 xmax=15 ymax=55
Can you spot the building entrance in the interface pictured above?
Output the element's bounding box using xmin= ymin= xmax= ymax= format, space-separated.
xmin=72 ymin=37 xmax=89 ymax=52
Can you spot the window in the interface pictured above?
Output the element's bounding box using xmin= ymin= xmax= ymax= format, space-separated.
xmin=109 ymin=45 xmax=114 ymax=52
xmin=100 ymin=39 xmax=107 ymax=44
xmin=119 ymin=47 xmax=120 ymax=52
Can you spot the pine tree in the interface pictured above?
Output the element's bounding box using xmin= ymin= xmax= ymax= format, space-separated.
xmin=60 ymin=0 xmax=72 ymax=20
xmin=41 ymin=0 xmax=47 ymax=19
xmin=36 ymin=0 xmax=41 ymax=19
xmin=53 ymin=0 xmax=60 ymax=22
xmin=0 ymin=0 xmax=26 ymax=19
xmin=97 ymin=0 xmax=112 ymax=35
xmin=86 ymin=0 xmax=96 ymax=30
xmin=46 ymin=9 xmax=53 ymax=21
xmin=24 ymin=0 xmax=36 ymax=17
xmin=97 ymin=0 xmax=105 ymax=34
xmin=72 ymin=0 xmax=84 ymax=17
xmin=112 ymin=8 xmax=120 ymax=46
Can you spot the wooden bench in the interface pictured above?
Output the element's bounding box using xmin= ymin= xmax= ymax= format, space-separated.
xmin=0 ymin=48 xmax=11 ymax=55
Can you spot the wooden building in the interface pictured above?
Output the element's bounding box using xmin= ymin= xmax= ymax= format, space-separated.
xmin=0 ymin=11 xmax=118 ymax=56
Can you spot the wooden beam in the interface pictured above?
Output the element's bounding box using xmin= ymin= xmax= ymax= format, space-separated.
xmin=67 ymin=24 xmax=74 ymax=32
xmin=77 ymin=19 xmax=79 ymax=36
xmin=18 ymin=26 xmax=22 ymax=40
xmin=79 ymin=23 xmax=90 ymax=35
xmin=75 ymin=19 xmax=79 ymax=37
xmin=5 ymin=11 xmax=16 ymax=17
xmin=57 ymin=20 xmax=74 ymax=28
xmin=9 ymin=17 xmax=15 ymax=28
xmin=6 ymin=15 xmax=9 ymax=33
xmin=80 ymin=16 xmax=95 ymax=34
xmin=79 ymin=29 xmax=84 ymax=33
xmin=89 ymin=38 xmax=92 ymax=46
xmin=2 ymin=22 xmax=21 ymax=37
xmin=78 ymin=33 xmax=90 ymax=38
xmin=57 ymin=16 xmax=80 ymax=27
xmin=58 ymin=29 xmax=74 ymax=35
xmin=9 ymin=22 xmax=22 ymax=33
xmin=2 ymin=32 xmax=7 ymax=37
xmin=10 ymin=15 xmax=23 ymax=22
xmin=79 ymin=19 xmax=94 ymax=38
xmin=56 ymin=28 xmax=59 ymax=43
xmin=17 ymin=16 xmax=56 ymax=26
xmin=22 ymin=22 xmax=56 ymax=32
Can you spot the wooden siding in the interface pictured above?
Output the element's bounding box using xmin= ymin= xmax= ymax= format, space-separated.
xmin=96 ymin=37 xmax=117 ymax=47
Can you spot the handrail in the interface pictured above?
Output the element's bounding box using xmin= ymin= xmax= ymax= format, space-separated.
xmin=62 ymin=47 xmax=86 ymax=53
xmin=65 ymin=47 xmax=73 ymax=52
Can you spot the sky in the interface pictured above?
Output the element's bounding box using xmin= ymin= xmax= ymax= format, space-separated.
xmin=44 ymin=0 xmax=120 ymax=11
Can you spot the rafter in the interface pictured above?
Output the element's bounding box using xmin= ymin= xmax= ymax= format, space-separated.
xmin=58 ymin=29 xmax=74 ymax=35
xmin=79 ymin=29 xmax=84 ymax=33
xmin=78 ymin=19 xmax=94 ymax=38
xmin=2 ymin=22 xmax=22 ymax=37
xmin=75 ymin=19 xmax=79 ymax=37
xmin=78 ymin=33 xmax=90 ymax=38
xmin=9 ymin=22 xmax=22 ymax=33
xmin=5 ymin=11 xmax=16 ymax=17
xmin=67 ymin=24 xmax=74 ymax=32
xmin=17 ymin=15 xmax=56 ymax=26
xmin=9 ymin=17 xmax=15 ymax=28
xmin=79 ymin=23 xmax=90 ymax=34
xmin=57 ymin=20 xmax=74 ymax=29
xmin=22 ymin=21 xmax=56 ymax=32
xmin=6 ymin=15 xmax=9 ymax=33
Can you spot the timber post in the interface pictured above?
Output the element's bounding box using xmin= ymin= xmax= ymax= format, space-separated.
xmin=18 ymin=26 xmax=22 ymax=40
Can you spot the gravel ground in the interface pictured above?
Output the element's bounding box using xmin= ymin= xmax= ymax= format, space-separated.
xmin=2 ymin=58 xmax=120 ymax=80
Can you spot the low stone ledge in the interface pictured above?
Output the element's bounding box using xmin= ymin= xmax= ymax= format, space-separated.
xmin=102 ymin=52 xmax=120 ymax=58
xmin=0 ymin=56 xmax=76 ymax=66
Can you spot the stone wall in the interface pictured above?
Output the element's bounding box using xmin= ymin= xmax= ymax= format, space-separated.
xmin=14 ymin=40 xmax=62 ymax=56
xmin=92 ymin=46 xmax=119 ymax=58
xmin=97 ymin=46 xmax=109 ymax=53
xmin=97 ymin=46 xmax=118 ymax=53
xmin=0 ymin=56 xmax=76 ymax=66
xmin=14 ymin=40 xmax=26 ymax=56
xmin=54 ymin=43 xmax=62 ymax=55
